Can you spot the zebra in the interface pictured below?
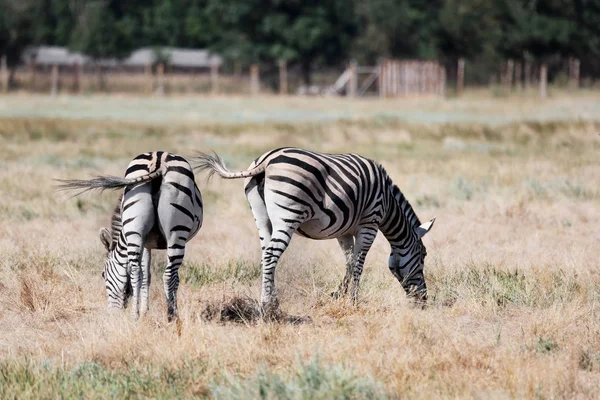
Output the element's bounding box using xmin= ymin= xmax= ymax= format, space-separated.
xmin=58 ymin=152 xmax=203 ymax=320
xmin=193 ymin=148 xmax=434 ymax=314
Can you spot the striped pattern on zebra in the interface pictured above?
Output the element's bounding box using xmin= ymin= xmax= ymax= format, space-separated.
xmin=58 ymin=152 xmax=203 ymax=320
xmin=193 ymin=148 xmax=434 ymax=314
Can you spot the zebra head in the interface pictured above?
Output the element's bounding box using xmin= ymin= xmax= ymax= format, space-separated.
xmin=389 ymin=218 xmax=435 ymax=304
xmin=99 ymin=228 xmax=131 ymax=310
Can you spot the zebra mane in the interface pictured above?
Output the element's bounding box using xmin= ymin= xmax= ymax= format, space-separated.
xmin=109 ymin=192 xmax=124 ymax=245
xmin=379 ymin=165 xmax=422 ymax=230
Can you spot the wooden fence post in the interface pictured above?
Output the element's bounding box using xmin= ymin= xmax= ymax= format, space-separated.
xmin=234 ymin=60 xmax=242 ymax=81
xmin=211 ymin=61 xmax=219 ymax=94
xmin=514 ymin=61 xmax=523 ymax=92
xmin=145 ymin=63 xmax=152 ymax=93
xmin=539 ymin=63 xmax=547 ymax=98
xmin=278 ymin=60 xmax=287 ymax=95
xmin=72 ymin=62 xmax=80 ymax=93
xmin=505 ymin=59 xmax=514 ymax=90
xmin=29 ymin=60 xmax=36 ymax=91
xmin=569 ymin=57 xmax=580 ymax=89
xmin=156 ymin=63 xmax=165 ymax=96
xmin=524 ymin=60 xmax=532 ymax=90
xmin=439 ymin=65 xmax=446 ymax=97
xmin=378 ymin=61 xmax=386 ymax=97
xmin=457 ymin=58 xmax=465 ymax=97
xmin=51 ymin=64 xmax=59 ymax=96
xmin=0 ymin=56 xmax=8 ymax=93
xmin=250 ymin=64 xmax=259 ymax=96
xmin=348 ymin=61 xmax=357 ymax=97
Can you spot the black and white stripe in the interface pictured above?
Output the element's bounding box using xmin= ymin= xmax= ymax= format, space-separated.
xmin=193 ymin=148 xmax=434 ymax=312
xmin=58 ymin=152 xmax=203 ymax=320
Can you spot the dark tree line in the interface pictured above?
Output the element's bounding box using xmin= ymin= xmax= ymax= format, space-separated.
xmin=1 ymin=0 xmax=598 ymax=86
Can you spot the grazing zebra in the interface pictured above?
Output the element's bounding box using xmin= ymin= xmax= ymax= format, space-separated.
xmin=58 ymin=152 xmax=203 ymax=320
xmin=193 ymin=148 xmax=434 ymax=314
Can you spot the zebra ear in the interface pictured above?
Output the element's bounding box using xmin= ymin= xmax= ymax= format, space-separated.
xmin=99 ymin=228 xmax=113 ymax=251
xmin=415 ymin=217 xmax=435 ymax=239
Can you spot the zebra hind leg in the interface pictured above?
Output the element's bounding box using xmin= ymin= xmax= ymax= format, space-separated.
xmin=140 ymin=247 xmax=151 ymax=315
xmin=332 ymin=235 xmax=354 ymax=299
xmin=246 ymin=178 xmax=275 ymax=317
xmin=163 ymin=240 xmax=186 ymax=322
xmin=260 ymin=222 xmax=297 ymax=320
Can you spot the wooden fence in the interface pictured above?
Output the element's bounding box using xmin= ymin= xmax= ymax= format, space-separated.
xmin=379 ymin=60 xmax=445 ymax=97
xmin=10 ymin=66 xmax=253 ymax=95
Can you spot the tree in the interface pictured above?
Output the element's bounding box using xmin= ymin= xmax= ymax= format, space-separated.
xmin=143 ymin=0 xmax=197 ymax=47
xmin=69 ymin=0 xmax=137 ymax=89
xmin=352 ymin=0 xmax=440 ymax=64
xmin=190 ymin=0 xmax=357 ymax=85
xmin=0 ymin=0 xmax=38 ymax=87
xmin=69 ymin=1 xmax=135 ymax=60
xmin=437 ymin=0 xmax=500 ymax=62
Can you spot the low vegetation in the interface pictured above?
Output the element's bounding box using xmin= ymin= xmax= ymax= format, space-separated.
xmin=0 ymin=94 xmax=598 ymax=398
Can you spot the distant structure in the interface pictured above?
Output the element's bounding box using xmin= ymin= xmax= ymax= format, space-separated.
xmin=23 ymin=46 xmax=88 ymax=69
xmin=23 ymin=46 xmax=222 ymax=72
xmin=326 ymin=59 xmax=446 ymax=97
xmin=379 ymin=59 xmax=445 ymax=97
xmin=122 ymin=47 xmax=222 ymax=72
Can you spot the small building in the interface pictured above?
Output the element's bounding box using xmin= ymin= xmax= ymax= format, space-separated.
xmin=23 ymin=46 xmax=222 ymax=73
xmin=22 ymin=46 xmax=88 ymax=70
xmin=123 ymin=47 xmax=222 ymax=72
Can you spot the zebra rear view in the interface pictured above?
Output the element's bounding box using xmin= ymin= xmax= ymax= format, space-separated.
xmin=193 ymin=148 xmax=434 ymax=316
xmin=58 ymin=152 xmax=203 ymax=321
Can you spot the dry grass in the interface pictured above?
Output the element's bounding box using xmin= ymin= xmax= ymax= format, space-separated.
xmin=0 ymin=94 xmax=599 ymax=399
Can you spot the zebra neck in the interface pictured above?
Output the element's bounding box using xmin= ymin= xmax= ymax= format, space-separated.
xmin=111 ymin=230 xmax=129 ymax=264
xmin=380 ymin=181 xmax=421 ymax=250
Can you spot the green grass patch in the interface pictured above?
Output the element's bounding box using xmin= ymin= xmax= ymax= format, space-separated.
xmin=181 ymin=260 xmax=262 ymax=287
xmin=0 ymin=360 xmax=208 ymax=399
xmin=211 ymin=358 xmax=387 ymax=400
xmin=431 ymin=263 xmax=584 ymax=309
xmin=0 ymin=358 xmax=386 ymax=400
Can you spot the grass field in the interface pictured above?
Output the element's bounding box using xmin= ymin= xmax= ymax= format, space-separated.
xmin=0 ymin=92 xmax=599 ymax=399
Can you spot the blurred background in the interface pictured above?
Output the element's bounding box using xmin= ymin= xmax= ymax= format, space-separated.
xmin=0 ymin=0 xmax=597 ymax=97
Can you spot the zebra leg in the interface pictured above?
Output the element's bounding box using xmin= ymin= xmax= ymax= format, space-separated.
xmin=349 ymin=226 xmax=377 ymax=304
xmin=260 ymin=223 xmax=296 ymax=319
xmin=127 ymin=235 xmax=144 ymax=319
xmin=140 ymin=247 xmax=151 ymax=315
xmin=163 ymin=242 xmax=185 ymax=322
xmin=332 ymin=235 xmax=354 ymax=299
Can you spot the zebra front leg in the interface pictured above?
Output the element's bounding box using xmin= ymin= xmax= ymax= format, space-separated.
xmin=140 ymin=247 xmax=151 ymax=315
xmin=260 ymin=225 xmax=295 ymax=319
xmin=349 ymin=226 xmax=377 ymax=304
xmin=332 ymin=235 xmax=354 ymax=299
xmin=163 ymin=245 xmax=184 ymax=322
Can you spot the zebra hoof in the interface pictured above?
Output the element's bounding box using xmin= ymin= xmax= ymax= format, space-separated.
xmin=167 ymin=310 xmax=179 ymax=323
xmin=261 ymin=302 xmax=281 ymax=322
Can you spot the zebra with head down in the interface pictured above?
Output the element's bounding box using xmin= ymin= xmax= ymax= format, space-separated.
xmin=193 ymin=148 xmax=434 ymax=315
xmin=58 ymin=151 xmax=203 ymax=320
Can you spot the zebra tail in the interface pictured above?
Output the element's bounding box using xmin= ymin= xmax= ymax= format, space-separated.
xmin=192 ymin=151 xmax=265 ymax=180
xmin=55 ymin=170 xmax=163 ymax=196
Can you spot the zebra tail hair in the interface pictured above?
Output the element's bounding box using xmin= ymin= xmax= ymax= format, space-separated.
xmin=191 ymin=151 xmax=265 ymax=180
xmin=55 ymin=170 xmax=163 ymax=196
